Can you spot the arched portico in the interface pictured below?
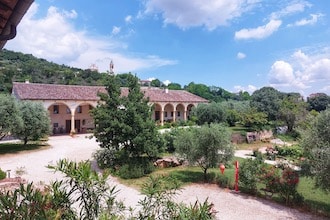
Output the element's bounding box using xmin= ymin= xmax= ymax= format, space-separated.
xmin=150 ymin=102 xmax=199 ymax=126
xmin=46 ymin=100 xmax=96 ymax=134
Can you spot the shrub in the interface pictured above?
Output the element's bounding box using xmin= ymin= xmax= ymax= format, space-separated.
xmin=239 ymin=158 xmax=263 ymax=194
xmin=276 ymin=145 xmax=303 ymax=158
xmin=215 ymin=174 xmax=232 ymax=188
xmin=93 ymin=148 xmax=117 ymax=169
xmin=0 ymin=168 xmax=6 ymax=180
xmin=117 ymin=158 xmax=155 ymax=179
xmin=277 ymin=168 xmax=302 ymax=205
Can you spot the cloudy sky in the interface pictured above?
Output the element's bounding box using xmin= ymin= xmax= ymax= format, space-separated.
xmin=5 ymin=0 xmax=330 ymax=97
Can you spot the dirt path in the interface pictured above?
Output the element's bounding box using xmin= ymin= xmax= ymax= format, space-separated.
xmin=0 ymin=136 xmax=325 ymax=219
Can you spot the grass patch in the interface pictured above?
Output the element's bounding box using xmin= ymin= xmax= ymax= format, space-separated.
xmin=0 ymin=142 xmax=49 ymax=154
xmin=297 ymin=177 xmax=330 ymax=216
xmin=234 ymin=142 xmax=273 ymax=150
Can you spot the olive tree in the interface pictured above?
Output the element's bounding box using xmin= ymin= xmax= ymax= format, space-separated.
xmin=13 ymin=101 xmax=50 ymax=145
xmin=174 ymin=124 xmax=234 ymax=181
xmin=0 ymin=94 xmax=22 ymax=140
xmin=300 ymin=108 xmax=330 ymax=191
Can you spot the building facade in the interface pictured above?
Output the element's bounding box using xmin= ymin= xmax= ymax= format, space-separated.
xmin=12 ymin=82 xmax=208 ymax=134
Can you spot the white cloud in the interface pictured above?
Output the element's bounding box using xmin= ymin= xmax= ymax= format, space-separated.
xmin=269 ymin=61 xmax=295 ymax=86
xmin=233 ymin=85 xmax=257 ymax=94
xmin=112 ymin=26 xmax=121 ymax=35
xmin=5 ymin=3 xmax=177 ymax=73
xmin=268 ymin=49 xmax=330 ymax=93
xmin=125 ymin=15 xmax=132 ymax=23
xmin=235 ymin=19 xmax=282 ymax=40
xmin=270 ymin=0 xmax=311 ymax=19
xmin=143 ymin=0 xmax=261 ymax=30
xmin=237 ymin=52 xmax=246 ymax=59
xmin=163 ymin=80 xmax=171 ymax=86
xmin=288 ymin=13 xmax=324 ymax=27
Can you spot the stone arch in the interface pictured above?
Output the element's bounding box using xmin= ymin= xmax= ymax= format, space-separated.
xmin=152 ymin=103 xmax=162 ymax=122
xmin=47 ymin=102 xmax=71 ymax=134
xmin=73 ymin=102 xmax=96 ymax=133
xmin=164 ymin=103 xmax=174 ymax=122
xmin=175 ymin=103 xmax=185 ymax=121
xmin=187 ymin=104 xmax=195 ymax=120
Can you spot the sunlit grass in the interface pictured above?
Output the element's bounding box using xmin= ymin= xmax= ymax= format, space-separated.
xmin=0 ymin=141 xmax=49 ymax=154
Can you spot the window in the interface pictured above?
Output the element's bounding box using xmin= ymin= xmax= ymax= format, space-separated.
xmin=77 ymin=106 xmax=82 ymax=113
xmin=66 ymin=107 xmax=71 ymax=114
xmin=53 ymin=123 xmax=58 ymax=128
xmin=177 ymin=111 xmax=181 ymax=117
xmin=164 ymin=112 xmax=168 ymax=117
xmin=53 ymin=105 xmax=59 ymax=114
xmin=171 ymin=111 xmax=173 ymax=117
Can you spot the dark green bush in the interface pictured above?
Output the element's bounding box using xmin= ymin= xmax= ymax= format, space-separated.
xmin=93 ymin=148 xmax=117 ymax=169
xmin=276 ymin=145 xmax=303 ymax=158
xmin=117 ymin=158 xmax=155 ymax=179
xmin=215 ymin=174 xmax=232 ymax=188
xmin=239 ymin=158 xmax=263 ymax=195
xmin=0 ymin=168 xmax=6 ymax=180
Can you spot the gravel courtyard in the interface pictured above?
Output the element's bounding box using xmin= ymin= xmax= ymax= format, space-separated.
xmin=0 ymin=135 xmax=326 ymax=219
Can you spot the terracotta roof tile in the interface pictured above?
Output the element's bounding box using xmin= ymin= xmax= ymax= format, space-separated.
xmin=12 ymin=82 xmax=208 ymax=103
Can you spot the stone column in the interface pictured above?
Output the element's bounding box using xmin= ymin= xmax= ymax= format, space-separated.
xmin=70 ymin=110 xmax=75 ymax=133
xmin=173 ymin=110 xmax=176 ymax=122
xmin=160 ymin=110 xmax=164 ymax=126
xmin=184 ymin=110 xmax=187 ymax=121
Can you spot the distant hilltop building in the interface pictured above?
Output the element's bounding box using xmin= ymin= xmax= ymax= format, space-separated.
xmin=109 ymin=60 xmax=114 ymax=75
xmin=89 ymin=64 xmax=98 ymax=72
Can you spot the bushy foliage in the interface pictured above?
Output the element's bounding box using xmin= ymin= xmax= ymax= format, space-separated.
xmin=238 ymin=158 xmax=264 ymax=194
xmin=160 ymin=128 xmax=180 ymax=153
xmin=138 ymin=175 xmax=216 ymax=219
xmin=93 ymin=148 xmax=117 ymax=169
xmin=92 ymin=74 xmax=163 ymax=178
xmin=13 ymin=101 xmax=50 ymax=145
xmin=0 ymin=168 xmax=6 ymax=180
xmin=260 ymin=167 xmax=302 ymax=205
xmin=191 ymin=103 xmax=227 ymax=125
xmin=300 ymin=108 xmax=330 ymax=191
xmin=0 ymin=94 xmax=22 ymax=141
xmin=117 ymin=158 xmax=155 ymax=179
xmin=275 ymin=145 xmax=303 ymax=159
xmin=174 ymin=124 xmax=234 ymax=181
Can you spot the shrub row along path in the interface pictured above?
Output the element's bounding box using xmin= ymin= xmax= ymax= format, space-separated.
xmin=0 ymin=135 xmax=325 ymax=220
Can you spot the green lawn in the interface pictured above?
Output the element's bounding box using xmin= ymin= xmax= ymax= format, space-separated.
xmin=0 ymin=142 xmax=49 ymax=154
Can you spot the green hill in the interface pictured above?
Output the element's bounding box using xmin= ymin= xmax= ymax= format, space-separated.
xmin=0 ymin=49 xmax=109 ymax=93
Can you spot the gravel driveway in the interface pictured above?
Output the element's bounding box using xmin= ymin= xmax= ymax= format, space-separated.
xmin=0 ymin=135 xmax=326 ymax=219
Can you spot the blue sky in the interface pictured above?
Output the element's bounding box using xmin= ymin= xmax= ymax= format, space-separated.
xmin=5 ymin=0 xmax=330 ymax=97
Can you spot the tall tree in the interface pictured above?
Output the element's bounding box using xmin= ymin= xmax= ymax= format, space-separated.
xmin=13 ymin=101 xmax=50 ymax=145
xmin=174 ymin=124 xmax=234 ymax=181
xmin=279 ymin=94 xmax=307 ymax=133
xmin=0 ymin=94 xmax=22 ymax=140
xmin=167 ymin=83 xmax=182 ymax=90
xmin=300 ymin=108 xmax=330 ymax=191
xmin=92 ymin=74 xmax=162 ymax=167
xmin=307 ymin=93 xmax=330 ymax=112
xmin=192 ymin=103 xmax=227 ymax=125
xmin=250 ymin=87 xmax=283 ymax=121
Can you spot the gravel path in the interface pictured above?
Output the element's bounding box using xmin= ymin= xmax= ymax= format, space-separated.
xmin=0 ymin=135 xmax=326 ymax=219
